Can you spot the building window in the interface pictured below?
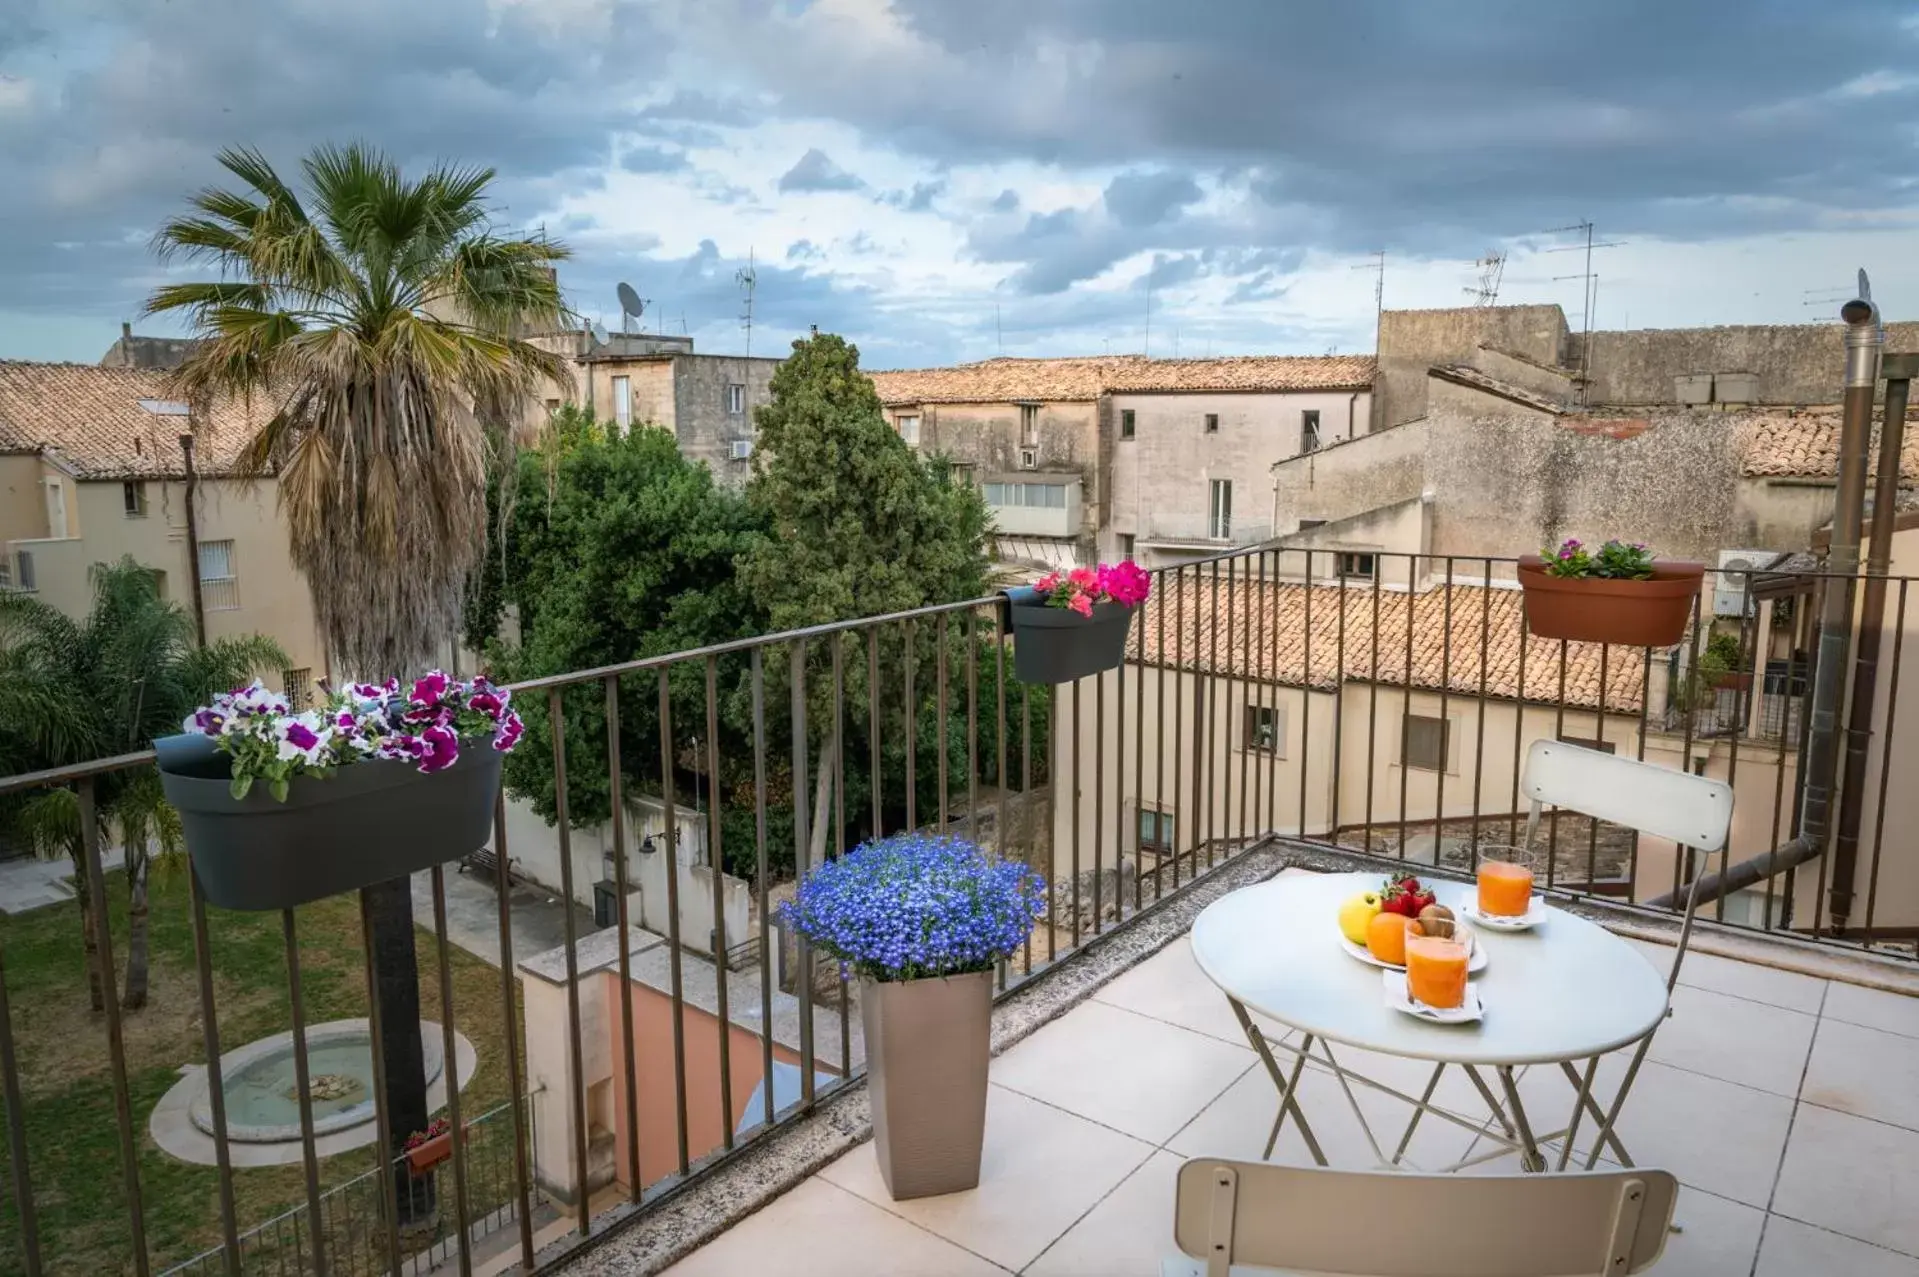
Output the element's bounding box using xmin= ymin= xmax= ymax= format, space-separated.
xmin=1559 ymin=735 xmax=1617 ymax=755
xmin=1337 ymin=552 xmax=1376 ymax=580
xmin=283 ymin=668 xmax=313 ymax=711
xmin=544 ymin=397 xmax=561 ymax=414
xmin=1208 ymin=479 xmax=1233 ymax=540
xmin=43 ymin=480 xmax=67 ymax=539
xmin=727 ymin=383 xmax=747 ymax=415
xmin=1120 ymin=409 xmax=1136 ymax=439
xmin=123 ymin=481 xmax=148 ymax=518
xmin=1120 ymin=533 xmax=1136 ymax=559
xmin=611 ymin=375 xmax=632 ymax=430
xmin=1204 ymin=413 xmax=1219 ymax=434
xmin=1019 ymin=404 xmax=1039 ymax=446
xmin=1301 ymin=409 xmax=1322 ymax=454
xmin=983 ymin=482 xmax=1067 ymax=508
xmin=1404 ymin=714 xmax=1450 ymax=772
xmin=1298 ymin=518 xmax=1326 ymax=531
xmin=1137 ymin=807 xmax=1176 ymax=855
xmin=198 ymin=539 xmax=239 ymax=611
xmin=1243 ymin=704 xmax=1283 ymax=754
xmin=896 ymin=414 xmax=921 ymax=446
xmin=13 ymin=550 xmax=34 ymax=593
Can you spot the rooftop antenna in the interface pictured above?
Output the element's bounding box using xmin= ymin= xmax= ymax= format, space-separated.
xmin=679 ymin=309 xmax=689 ymax=336
xmin=1543 ymin=220 xmax=1624 ymax=401
xmin=1464 ymin=251 xmax=1507 ymax=306
xmin=1353 ymin=250 xmax=1385 ymax=351
xmin=616 ymin=281 xmax=649 ymax=335
xmin=736 ymin=248 xmax=758 ymax=357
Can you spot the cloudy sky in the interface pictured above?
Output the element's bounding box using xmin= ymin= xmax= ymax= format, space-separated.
xmin=5 ymin=0 xmax=1919 ymax=369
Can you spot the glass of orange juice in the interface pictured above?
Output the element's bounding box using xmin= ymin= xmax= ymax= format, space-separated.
xmin=1477 ymin=858 xmax=1535 ymax=917
xmin=1405 ymin=935 xmax=1469 ymax=1010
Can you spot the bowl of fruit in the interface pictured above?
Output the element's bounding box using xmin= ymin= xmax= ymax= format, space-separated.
xmin=1336 ymin=873 xmax=1484 ymax=973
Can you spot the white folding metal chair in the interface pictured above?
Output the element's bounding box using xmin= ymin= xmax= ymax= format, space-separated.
xmin=1166 ymin=1157 xmax=1679 ymax=1277
xmin=1518 ymin=739 xmax=1735 ymax=1170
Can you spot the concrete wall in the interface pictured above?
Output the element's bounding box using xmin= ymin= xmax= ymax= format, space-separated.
xmin=1575 ymin=321 xmax=1919 ymax=407
xmin=6 ymin=475 xmax=327 ymax=683
xmin=671 ymin=354 xmax=781 ymax=482
xmin=1375 ymin=305 xmax=1571 ymax=430
xmin=1281 ymin=498 xmax=1429 ymax=587
xmin=1271 ymin=418 xmax=1430 ymax=538
xmin=1107 ymin=389 xmax=1371 ymax=565
xmin=1843 ymin=522 xmax=1919 ymax=933
xmin=910 ymin=400 xmax=1102 ymax=553
xmin=1468 ymin=348 xmax=1577 ymax=403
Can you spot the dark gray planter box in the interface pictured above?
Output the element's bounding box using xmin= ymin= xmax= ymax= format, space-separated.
xmin=1004 ymin=587 xmax=1136 ymax=684
xmin=155 ymin=734 xmax=503 ymax=912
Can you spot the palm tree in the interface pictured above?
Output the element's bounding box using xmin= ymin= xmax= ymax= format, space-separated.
xmin=0 ymin=560 xmax=286 ymax=1009
xmin=145 ymin=143 xmax=570 ymax=1209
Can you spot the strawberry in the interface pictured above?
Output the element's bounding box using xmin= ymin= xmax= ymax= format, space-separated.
xmin=1379 ymin=874 xmax=1426 ymax=916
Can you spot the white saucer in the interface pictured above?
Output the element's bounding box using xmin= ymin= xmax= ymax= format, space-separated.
xmin=1462 ymin=897 xmax=1550 ymax=931
xmin=1382 ymin=970 xmax=1484 ymax=1025
xmin=1338 ymin=925 xmax=1486 ymax=974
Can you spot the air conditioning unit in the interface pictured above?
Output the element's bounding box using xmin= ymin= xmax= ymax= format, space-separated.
xmin=729 ymin=439 xmax=754 ymax=460
xmin=1017 ymin=446 xmax=1039 ymax=470
xmin=1714 ymin=548 xmax=1774 ymax=617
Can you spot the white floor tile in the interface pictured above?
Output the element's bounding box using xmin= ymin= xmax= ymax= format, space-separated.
xmin=1625 ymin=938 xmax=1829 ymax=1014
xmin=1803 ymin=1018 xmax=1919 ymax=1133
xmin=660 ymin=1177 xmax=1010 ymax=1276
xmin=819 ymin=1085 xmax=1155 ymax=1272
xmin=1643 ymin=1186 xmax=1766 ymax=1277
xmin=1774 ymin=1103 xmax=1919 ymax=1257
xmin=1648 ymin=984 xmax=1817 ymax=1097
xmin=990 ymin=1000 xmax=1253 ymax=1144
xmin=1091 ymin=937 xmax=1287 ymax=1048
xmin=1824 ymin=981 xmax=1919 ymax=1041
xmin=1024 ymin=1150 xmax=1185 ymax=1277
xmin=1756 ymin=1216 xmax=1919 ymax=1277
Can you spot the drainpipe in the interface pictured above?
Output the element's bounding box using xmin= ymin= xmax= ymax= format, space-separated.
xmin=179 ymin=432 xmax=207 ymax=647
xmin=1828 ymin=351 xmax=1910 ymax=930
xmin=1648 ymin=289 xmax=1882 ymax=913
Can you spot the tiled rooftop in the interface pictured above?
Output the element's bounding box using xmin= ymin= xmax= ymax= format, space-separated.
xmin=0 ymin=359 xmax=266 ymax=478
xmin=1741 ymin=406 xmax=1919 ymax=481
xmin=1134 ymin=574 xmax=1647 ymax=713
xmin=868 ymin=354 xmax=1377 ymax=406
xmin=662 ymin=870 xmax=1919 ymax=1277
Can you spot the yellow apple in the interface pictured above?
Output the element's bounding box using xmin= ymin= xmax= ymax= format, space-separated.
xmin=1337 ymin=892 xmax=1383 ymax=945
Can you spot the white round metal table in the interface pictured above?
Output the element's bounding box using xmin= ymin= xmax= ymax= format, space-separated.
xmin=1190 ymin=871 xmax=1670 ymax=1172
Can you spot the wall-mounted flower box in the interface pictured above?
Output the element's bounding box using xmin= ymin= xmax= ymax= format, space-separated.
xmin=1518 ymin=540 xmax=1705 ymax=648
xmin=1004 ymin=562 xmax=1151 ymax=684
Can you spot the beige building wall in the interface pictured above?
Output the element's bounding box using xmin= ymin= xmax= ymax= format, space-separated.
xmin=1109 ymin=389 xmax=1372 ymax=567
xmin=1051 ymin=661 xmax=1807 ymax=920
xmin=1841 ymin=522 xmax=1919 ymax=935
xmin=897 ymin=400 xmax=1102 ymax=554
xmin=6 ymin=475 xmax=327 ymax=693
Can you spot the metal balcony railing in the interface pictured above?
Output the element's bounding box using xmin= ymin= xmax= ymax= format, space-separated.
xmin=0 ymin=544 xmax=1912 ymax=1277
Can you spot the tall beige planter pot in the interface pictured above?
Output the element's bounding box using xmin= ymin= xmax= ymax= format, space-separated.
xmin=861 ymin=969 xmax=993 ymax=1200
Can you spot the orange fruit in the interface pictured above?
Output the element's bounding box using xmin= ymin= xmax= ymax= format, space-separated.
xmin=1366 ymin=911 xmax=1412 ymax=965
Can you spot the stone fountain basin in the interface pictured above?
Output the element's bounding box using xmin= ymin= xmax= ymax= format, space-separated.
xmin=191 ymin=1020 xmax=446 ymax=1143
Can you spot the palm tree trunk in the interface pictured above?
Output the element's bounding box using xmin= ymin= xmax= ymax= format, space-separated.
xmin=72 ymin=850 xmax=104 ymax=1013
xmin=365 ymin=875 xmax=434 ymax=1223
xmin=122 ymin=853 xmax=151 ymax=1011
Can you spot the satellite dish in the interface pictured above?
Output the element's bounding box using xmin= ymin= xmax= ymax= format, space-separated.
xmin=617 ymin=282 xmax=645 ymax=319
xmin=589 ymin=320 xmax=608 ymax=345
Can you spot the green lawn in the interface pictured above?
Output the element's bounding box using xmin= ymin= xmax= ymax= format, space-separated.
xmin=0 ymin=869 xmax=523 ymax=1276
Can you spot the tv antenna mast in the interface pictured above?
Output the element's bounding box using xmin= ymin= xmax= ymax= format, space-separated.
xmin=736 ymin=248 xmax=758 ymax=357
xmin=616 ymin=281 xmax=649 ymax=335
xmin=1464 ymin=252 xmax=1506 ymax=306
xmin=1353 ymin=250 xmax=1385 ymax=350
xmin=1542 ymin=220 xmax=1624 ymax=400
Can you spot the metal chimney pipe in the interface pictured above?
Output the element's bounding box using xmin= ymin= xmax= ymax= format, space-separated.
xmin=1798 ymin=289 xmax=1881 ymax=921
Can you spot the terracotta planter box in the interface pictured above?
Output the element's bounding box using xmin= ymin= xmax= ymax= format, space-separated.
xmin=405 ymin=1132 xmax=452 ymax=1175
xmin=1516 ymin=556 xmax=1706 ymax=648
xmin=155 ymin=733 xmax=503 ymax=912
xmin=1005 ymin=588 xmax=1135 ymax=684
xmin=861 ymin=970 xmax=992 ymax=1200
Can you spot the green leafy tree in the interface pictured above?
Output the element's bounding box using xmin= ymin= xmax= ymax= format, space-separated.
xmin=489 ymin=423 xmax=771 ymax=873
xmin=0 ymin=560 xmax=285 ymax=1009
xmin=145 ymin=141 xmax=569 ymax=1194
xmin=739 ymin=332 xmax=1013 ymax=863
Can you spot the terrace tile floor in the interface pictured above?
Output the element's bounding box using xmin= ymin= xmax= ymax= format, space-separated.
xmin=664 ymin=883 xmax=1919 ymax=1276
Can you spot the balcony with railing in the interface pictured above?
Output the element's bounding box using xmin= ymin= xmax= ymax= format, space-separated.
xmin=3 ymin=546 xmax=1918 ymax=1277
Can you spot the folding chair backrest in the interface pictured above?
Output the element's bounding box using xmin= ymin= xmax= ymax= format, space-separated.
xmin=1522 ymin=740 xmax=1733 ymax=853
xmin=1171 ymin=1158 xmax=1678 ymax=1277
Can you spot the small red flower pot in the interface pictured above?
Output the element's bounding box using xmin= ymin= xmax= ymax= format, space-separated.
xmin=405 ymin=1132 xmax=452 ymax=1175
xmin=1517 ymin=556 xmax=1706 ymax=647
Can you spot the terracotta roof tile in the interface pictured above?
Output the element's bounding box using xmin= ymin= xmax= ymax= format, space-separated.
xmin=1130 ymin=575 xmax=1645 ymax=714
xmin=869 ymin=354 xmax=1375 ymax=406
xmin=0 ymin=361 xmax=268 ymax=479
xmin=1742 ymin=406 xmax=1919 ymax=481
